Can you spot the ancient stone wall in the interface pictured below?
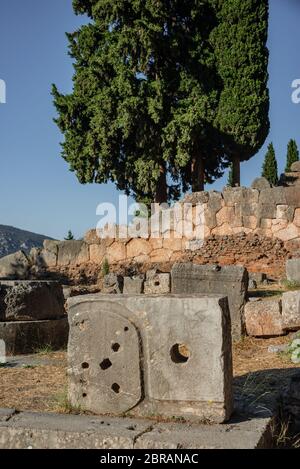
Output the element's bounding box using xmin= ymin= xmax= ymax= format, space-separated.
xmin=26 ymin=178 xmax=299 ymax=281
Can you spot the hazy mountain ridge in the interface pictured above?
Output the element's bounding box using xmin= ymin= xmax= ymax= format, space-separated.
xmin=0 ymin=224 xmax=53 ymax=258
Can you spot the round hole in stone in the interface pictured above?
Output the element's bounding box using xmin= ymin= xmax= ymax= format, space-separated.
xmin=82 ymin=393 xmax=87 ymax=398
xmin=124 ymin=327 xmax=129 ymax=332
xmin=100 ymin=358 xmax=112 ymax=370
xmin=82 ymin=362 xmax=89 ymax=369
xmin=111 ymin=383 xmax=120 ymax=394
xmin=170 ymin=344 xmax=190 ymax=364
xmin=154 ymin=281 xmax=160 ymax=286
xmin=111 ymin=343 xmax=121 ymax=353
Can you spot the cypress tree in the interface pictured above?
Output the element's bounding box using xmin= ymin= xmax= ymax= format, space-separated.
xmin=53 ymin=0 xmax=226 ymax=204
xmin=285 ymin=139 xmax=299 ymax=172
xmin=210 ymin=0 xmax=270 ymax=186
xmin=262 ymin=143 xmax=278 ymax=186
xmin=227 ymin=164 xmax=234 ymax=187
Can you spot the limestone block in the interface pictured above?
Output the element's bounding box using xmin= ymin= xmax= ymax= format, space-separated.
xmin=277 ymin=205 xmax=295 ymax=222
xmin=150 ymin=249 xmax=172 ymax=263
xmin=0 ymin=317 xmax=69 ymax=355
xmin=285 ymin=186 xmax=300 ymax=206
xmin=57 ymin=241 xmax=89 ymax=266
xmin=42 ymin=240 xmax=59 ymax=267
xmin=251 ymin=177 xmax=271 ymax=190
xmin=102 ymin=274 xmax=124 ymax=294
xmin=123 ymin=276 xmax=144 ymax=294
xmin=276 ymin=224 xmax=299 ymax=242
xmin=282 ymin=291 xmax=300 ymax=331
xmin=126 ymin=239 xmax=151 ymax=259
xmin=84 ymin=229 xmax=100 ymax=245
xmin=244 ymin=300 xmax=284 ymax=337
xmin=0 ymin=281 xmax=66 ymax=322
xmin=67 ymin=294 xmax=233 ymax=423
xmin=106 ymin=242 xmax=126 ymax=264
xmin=257 ymin=204 xmax=277 ymax=220
xmin=0 ymin=251 xmax=31 ymax=280
xmin=207 ymin=192 xmax=223 ymax=213
xmin=89 ymin=244 xmax=106 ymax=264
xmin=291 ymin=161 xmax=300 ymax=172
xmin=286 ymin=259 xmax=300 ymax=284
xmin=216 ymin=207 xmax=235 ymax=226
xmin=144 ymin=272 xmax=170 ymax=294
xmin=271 ymin=219 xmax=288 ymax=234
xmin=294 ymin=209 xmax=300 ymax=227
xmin=171 ymin=263 xmax=248 ymax=340
xmin=259 ymin=187 xmax=287 ymax=206
xmin=243 ymin=216 xmax=257 ymax=230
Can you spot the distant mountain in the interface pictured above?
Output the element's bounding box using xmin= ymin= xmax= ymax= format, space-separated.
xmin=0 ymin=225 xmax=54 ymax=258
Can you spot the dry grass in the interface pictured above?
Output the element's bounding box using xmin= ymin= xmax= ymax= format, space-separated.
xmin=0 ymin=352 xmax=67 ymax=413
xmin=0 ymin=335 xmax=299 ymax=414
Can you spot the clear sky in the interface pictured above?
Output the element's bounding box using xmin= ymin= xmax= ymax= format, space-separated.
xmin=0 ymin=0 xmax=300 ymax=240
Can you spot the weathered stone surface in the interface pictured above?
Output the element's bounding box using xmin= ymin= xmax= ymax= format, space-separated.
xmin=207 ymin=191 xmax=223 ymax=212
xmin=0 ymin=318 xmax=69 ymax=355
xmin=251 ymin=177 xmax=271 ymax=190
xmin=41 ymin=240 xmax=59 ymax=267
xmin=0 ymin=411 xmax=151 ymax=449
xmin=135 ymin=418 xmax=273 ymax=449
xmin=57 ymin=241 xmax=89 ymax=266
xmin=244 ymin=299 xmax=284 ymax=337
xmin=291 ymin=161 xmax=300 ymax=172
xmin=0 ymin=281 xmax=65 ymax=322
xmin=123 ymin=276 xmax=144 ymax=294
xmin=102 ymin=274 xmax=124 ymax=294
xmin=0 ymin=251 xmax=30 ymax=280
xmin=257 ymin=204 xmax=277 ymax=220
xmin=0 ymin=410 xmax=273 ymax=449
xmin=294 ymin=209 xmax=300 ymax=228
xmin=171 ymin=263 xmax=248 ymax=340
xmin=259 ymin=187 xmax=287 ymax=206
xmin=144 ymin=272 xmax=170 ymax=294
xmin=126 ymin=238 xmax=151 ymax=259
xmin=282 ymin=291 xmax=300 ymax=330
xmin=249 ymin=272 xmax=267 ymax=284
xmin=286 ymin=259 xmax=300 ymax=284
xmin=67 ymin=294 xmax=233 ymax=423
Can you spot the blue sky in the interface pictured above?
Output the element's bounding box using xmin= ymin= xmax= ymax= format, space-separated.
xmin=0 ymin=0 xmax=300 ymax=240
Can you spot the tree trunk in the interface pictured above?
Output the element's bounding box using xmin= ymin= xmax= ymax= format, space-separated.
xmin=155 ymin=164 xmax=168 ymax=204
xmin=232 ymin=154 xmax=241 ymax=187
xmin=191 ymin=156 xmax=205 ymax=192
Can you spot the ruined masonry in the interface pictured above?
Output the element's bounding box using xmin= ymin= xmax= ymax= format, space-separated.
xmin=0 ymin=281 xmax=68 ymax=354
xmin=67 ymin=294 xmax=233 ymax=423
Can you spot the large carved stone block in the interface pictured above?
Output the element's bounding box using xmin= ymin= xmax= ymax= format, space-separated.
xmin=67 ymin=294 xmax=233 ymax=423
xmin=171 ymin=263 xmax=248 ymax=340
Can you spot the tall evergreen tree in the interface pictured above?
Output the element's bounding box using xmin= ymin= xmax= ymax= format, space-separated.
xmin=64 ymin=230 xmax=75 ymax=241
xmin=210 ymin=0 xmax=270 ymax=186
xmin=53 ymin=0 xmax=226 ymax=204
xmin=262 ymin=143 xmax=278 ymax=186
xmin=285 ymin=139 xmax=299 ymax=172
xmin=227 ymin=164 xmax=234 ymax=187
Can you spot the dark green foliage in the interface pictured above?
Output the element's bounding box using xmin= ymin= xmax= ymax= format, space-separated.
xmin=285 ymin=139 xmax=299 ymax=172
xmin=102 ymin=258 xmax=110 ymax=277
xmin=64 ymin=230 xmax=75 ymax=241
xmin=210 ymin=0 xmax=270 ymax=181
xmin=53 ymin=0 xmax=269 ymax=200
xmin=262 ymin=143 xmax=278 ymax=186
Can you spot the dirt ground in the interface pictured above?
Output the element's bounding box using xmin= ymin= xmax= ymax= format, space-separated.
xmin=0 ymin=334 xmax=299 ymax=414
